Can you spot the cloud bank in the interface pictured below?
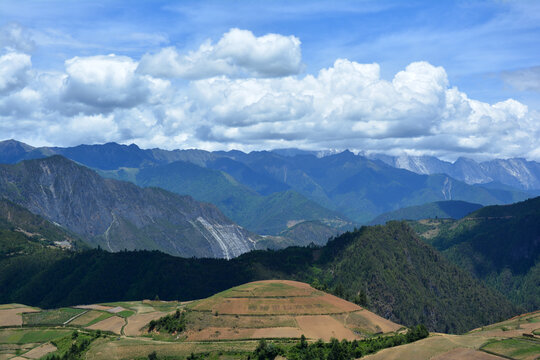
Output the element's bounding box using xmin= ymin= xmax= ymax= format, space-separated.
xmin=0 ymin=27 xmax=538 ymax=161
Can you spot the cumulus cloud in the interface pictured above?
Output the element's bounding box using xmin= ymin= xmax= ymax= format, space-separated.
xmin=0 ymin=28 xmax=539 ymax=161
xmin=137 ymin=28 xmax=302 ymax=79
xmin=501 ymin=66 xmax=540 ymax=92
xmin=61 ymin=54 xmax=155 ymax=113
xmin=187 ymin=58 xmax=538 ymax=159
xmin=0 ymin=51 xmax=32 ymax=95
xmin=189 ymin=60 xmax=450 ymax=140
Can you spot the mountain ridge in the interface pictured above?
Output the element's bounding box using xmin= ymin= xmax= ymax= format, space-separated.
xmin=369 ymin=152 xmax=540 ymax=191
xmin=0 ymin=140 xmax=533 ymax=225
xmin=0 ymin=155 xmax=259 ymax=259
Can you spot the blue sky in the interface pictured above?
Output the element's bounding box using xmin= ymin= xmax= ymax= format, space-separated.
xmin=0 ymin=0 xmax=539 ymax=159
xmin=2 ymin=0 xmax=538 ymax=103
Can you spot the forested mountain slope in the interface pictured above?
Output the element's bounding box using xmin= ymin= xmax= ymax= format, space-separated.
xmin=0 ymin=221 xmax=517 ymax=334
xmin=124 ymin=160 xmax=350 ymax=235
xmin=222 ymin=150 xmax=528 ymax=222
xmin=0 ymin=199 xmax=85 ymax=255
xmin=413 ymin=197 xmax=540 ymax=310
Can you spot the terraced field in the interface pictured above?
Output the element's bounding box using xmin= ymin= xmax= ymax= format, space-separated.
xmin=0 ymin=283 xmax=538 ymax=360
xmin=0 ymin=300 xmax=179 ymax=359
xmin=364 ymin=311 xmax=540 ymax=360
xmin=182 ymin=280 xmax=403 ymax=341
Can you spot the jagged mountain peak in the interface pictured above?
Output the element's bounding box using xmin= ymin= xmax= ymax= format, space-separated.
xmin=369 ymin=152 xmax=540 ymax=190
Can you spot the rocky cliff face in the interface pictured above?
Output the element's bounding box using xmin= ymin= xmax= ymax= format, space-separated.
xmin=0 ymin=156 xmax=256 ymax=259
xmin=370 ymin=153 xmax=540 ymax=190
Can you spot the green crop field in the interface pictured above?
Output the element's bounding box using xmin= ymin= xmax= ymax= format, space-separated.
xmin=23 ymin=308 xmax=86 ymax=326
xmin=142 ymin=301 xmax=182 ymax=312
xmin=117 ymin=310 xmax=135 ymax=318
xmin=101 ymin=301 xmax=139 ymax=310
xmin=481 ymin=338 xmax=540 ymax=359
xmin=84 ymin=312 xmax=114 ymax=327
xmin=85 ymin=337 xmax=260 ymax=360
xmin=0 ymin=328 xmax=69 ymax=344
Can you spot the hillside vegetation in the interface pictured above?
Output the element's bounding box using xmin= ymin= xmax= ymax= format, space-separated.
xmin=0 ymin=199 xmax=84 ymax=256
xmin=0 ymin=221 xmax=517 ymax=334
xmin=278 ymin=220 xmax=342 ymax=246
xmin=131 ymin=160 xmax=350 ymax=235
xmin=412 ymin=196 xmax=540 ymax=311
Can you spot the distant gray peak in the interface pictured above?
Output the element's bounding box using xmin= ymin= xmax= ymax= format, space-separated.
xmin=315 ymin=149 xmax=347 ymax=158
xmin=367 ymin=153 xmax=540 ymax=190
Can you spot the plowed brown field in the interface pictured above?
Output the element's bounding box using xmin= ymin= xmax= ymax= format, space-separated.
xmin=0 ymin=308 xmax=39 ymax=327
xmin=125 ymin=312 xmax=168 ymax=336
xmin=432 ymin=348 xmax=505 ymax=359
xmin=296 ymin=315 xmax=359 ymax=341
xmin=21 ymin=343 xmax=57 ymax=359
xmin=87 ymin=316 xmax=125 ymax=334
xmin=75 ymin=305 xmax=113 ymax=311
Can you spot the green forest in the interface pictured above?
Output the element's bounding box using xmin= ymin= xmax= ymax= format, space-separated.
xmin=0 ymin=215 xmax=516 ymax=334
xmin=412 ymin=197 xmax=540 ymax=311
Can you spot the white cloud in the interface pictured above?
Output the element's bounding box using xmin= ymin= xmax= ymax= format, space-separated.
xmin=189 ymin=59 xmax=450 ymax=141
xmin=0 ymin=51 xmax=32 ymax=95
xmin=61 ymin=54 xmax=155 ymax=112
xmin=186 ymin=58 xmax=539 ymax=159
xmin=0 ymin=29 xmax=539 ymax=161
xmin=137 ymin=28 xmax=302 ymax=79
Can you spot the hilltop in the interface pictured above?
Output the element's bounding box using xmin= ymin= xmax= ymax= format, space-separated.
xmin=183 ymin=280 xmax=402 ymax=341
xmin=363 ymin=310 xmax=540 ymax=360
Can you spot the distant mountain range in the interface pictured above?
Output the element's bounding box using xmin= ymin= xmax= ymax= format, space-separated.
xmin=0 ymin=156 xmax=259 ymax=259
xmin=0 ymin=140 xmax=533 ymax=226
xmin=117 ymin=160 xmax=348 ymax=235
xmin=4 ymin=140 xmax=540 ymax=192
xmin=369 ymin=153 xmax=540 ymax=191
